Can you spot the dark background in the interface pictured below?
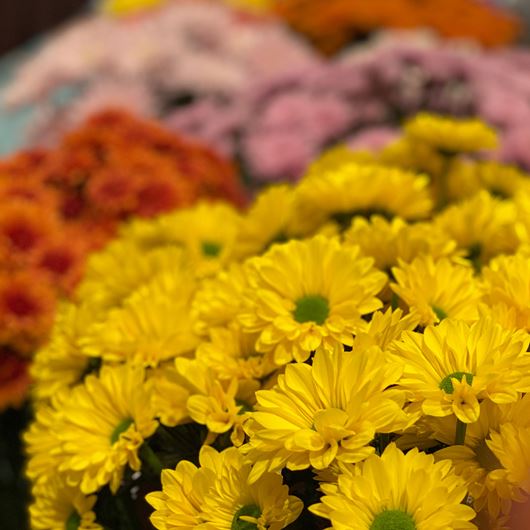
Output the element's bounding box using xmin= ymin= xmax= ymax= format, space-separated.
xmin=0 ymin=0 xmax=89 ymax=55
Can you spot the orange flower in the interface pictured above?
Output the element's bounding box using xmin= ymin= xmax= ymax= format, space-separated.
xmin=273 ymin=0 xmax=520 ymax=55
xmin=0 ymin=271 xmax=56 ymax=355
xmin=0 ymin=348 xmax=30 ymax=412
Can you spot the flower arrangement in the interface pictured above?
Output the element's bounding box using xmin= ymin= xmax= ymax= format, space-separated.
xmin=27 ymin=114 xmax=530 ymax=530
xmin=271 ymin=0 xmax=521 ymax=54
xmin=2 ymin=0 xmax=317 ymax=149
xmin=167 ymin=31 xmax=530 ymax=184
xmin=0 ymin=108 xmax=244 ymax=412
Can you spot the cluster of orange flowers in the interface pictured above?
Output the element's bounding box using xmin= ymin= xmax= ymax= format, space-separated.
xmin=273 ymin=0 xmax=521 ymax=54
xmin=0 ymin=109 xmax=244 ymax=411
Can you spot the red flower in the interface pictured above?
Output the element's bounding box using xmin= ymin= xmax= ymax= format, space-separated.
xmin=0 ymin=348 xmax=30 ymax=412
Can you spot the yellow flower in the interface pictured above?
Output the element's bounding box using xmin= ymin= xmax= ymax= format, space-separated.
xmin=31 ymin=301 xmax=103 ymax=401
xmin=310 ymin=443 xmax=476 ymax=529
xmin=224 ymin=0 xmax=274 ymax=13
xmin=404 ymin=113 xmax=498 ymax=154
xmin=81 ymin=268 xmax=199 ymax=366
xmin=243 ymin=347 xmax=414 ymax=481
xmin=234 ymin=185 xmax=306 ymax=259
xmin=433 ymin=397 xmax=530 ymax=523
xmin=146 ymin=446 xmax=303 ymax=530
xmin=434 ymin=191 xmax=518 ymax=267
xmin=77 ymin=241 xmax=185 ymax=312
xmin=391 ymin=318 xmax=530 ymax=424
xmin=29 ymin=475 xmax=101 ymax=530
xmin=482 ymin=253 xmax=530 ymax=332
xmin=56 ymin=364 xmax=158 ymax=494
xmin=379 ymin=137 xmax=445 ymax=176
xmin=153 ymin=202 xmax=242 ymax=277
xmin=295 ymin=160 xmax=433 ymax=232
xmin=391 ymin=256 xmax=482 ymax=326
xmin=100 ymin=0 xmax=166 ymax=16
xmin=196 ymin=325 xmax=276 ymax=382
xmin=344 ymin=215 xmax=457 ymax=272
xmin=239 ymin=236 xmax=386 ymax=363
xmin=191 ymin=262 xmax=250 ymax=336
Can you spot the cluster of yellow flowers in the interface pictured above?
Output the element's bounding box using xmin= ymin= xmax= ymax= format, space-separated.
xmin=27 ymin=113 xmax=530 ymax=530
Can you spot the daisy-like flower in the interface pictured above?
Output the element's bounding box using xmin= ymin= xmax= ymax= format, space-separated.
xmin=77 ymin=241 xmax=185 ymax=311
xmin=81 ymin=268 xmax=199 ymax=366
xmin=239 ymin=236 xmax=387 ymax=364
xmin=243 ymin=346 xmax=414 ymax=481
xmin=310 ymin=443 xmax=476 ymax=529
xmin=344 ymin=216 xmax=457 ymax=273
xmin=191 ymin=262 xmax=250 ymax=336
xmin=391 ymin=256 xmax=482 ymax=326
xmin=31 ymin=301 xmax=103 ymax=401
xmin=0 ymin=270 xmax=57 ymax=354
xmin=435 ymin=397 xmax=530 ymax=522
xmin=482 ymin=253 xmax=530 ymax=332
xmin=234 ymin=184 xmax=306 ymax=259
xmin=56 ymin=364 xmax=158 ymax=494
xmin=391 ymin=318 xmax=530 ymax=425
xmin=434 ymin=191 xmax=518 ymax=267
xmin=29 ymin=475 xmax=101 ymax=530
xmin=404 ymin=113 xmax=498 ymax=154
xmin=146 ymin=445 xmax=303 ymax=530
xmin=295 ymin=161 xmax=432 ymax=232
xmin=153 ymin=202 xmax=243 ymax=277
xmin=196 ymin=325 xmax=276 ymax=382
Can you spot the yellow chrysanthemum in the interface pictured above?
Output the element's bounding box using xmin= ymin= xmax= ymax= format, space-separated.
xmin=81 ymin=268 xmax=199 ymax=366
xmin=446 ymin=160 xmax=530 ymax=202
xmin=56 ymin=364 xmax=158 ymax=494
xmin=25 ymin=396 xmax=66 ymax=486
xmin=146 ymin=446 xmax=303 ymax=530
xmin=404 ymin=113 xmax=498 ymax=154
xmin=344 ymin=216 xmax=457 ymax=272
xmin=191 ymin=262 xmax=250 ymax=336
xmin=196 ymin=325 xmax=276 ymax=382
xmin=295 ymin=160 xmax=433 ymax=232
xmin=29 ymin=475 xmax=101 ymax=530
xmin=31 ymin=301 xmax=103 ymax=401
xmin=482 ymin=253 xmax=530 ymax=332
xmin=239 ymin=236 xmax=387 ymax=364
xmin=310 ymin=443 xmax=476 ymax=529
xmin=152 ymin=202 xmax=242 ymax=277
xmin=100 ymin=0 xmax=166 ymax=16
xmin=224 ymin=0 xmax=274 ymax=13
xmin=391 ymin=318 xmax=530 ymax=424
xmin=77 ymin=242 xmax=185 ymax=312
xmin=433 ymin=397 xmax=530 ymax=523
xmin=434 ymin=191 xmax=518 ymax=267
xmin=243 ymin=347 xmax=414 ymax=481
xmin=391 ymin=256 xmax=482 ymax=326
xmin=234 ymin=185 xmax=305 ymax=259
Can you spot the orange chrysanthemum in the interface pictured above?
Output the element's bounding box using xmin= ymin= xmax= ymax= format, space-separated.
xmin=273 ymin=0 xmax=520 ymax=55
xmin=0 ymin=271 xmax=56 ymax=355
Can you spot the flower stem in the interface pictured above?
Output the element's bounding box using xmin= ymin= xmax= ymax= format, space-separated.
xmin=455 ymin=419 xmax=467 ymax=445
xmin=140 ymin=442 xmax=163 ymax=475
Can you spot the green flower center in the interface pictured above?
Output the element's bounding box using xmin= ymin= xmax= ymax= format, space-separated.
xmin=370 ymin=510 xmax=416 ymax=530
xmin=201 ymin=241 xmax=222 ymax=257
xmin=65 ymin=511 xmax=81 ymax=530
xmin=432 ymin=305 xmax=447 ymax=321
xmin=294 ymin=295 xmax=330 ymax=325
xmin=232 ymin=504 xmax=261 ymax=530
xmin=439 ymin=372 xmax=474 ymax=394
xmin=111 ymin=418 xmax=134 ymax=444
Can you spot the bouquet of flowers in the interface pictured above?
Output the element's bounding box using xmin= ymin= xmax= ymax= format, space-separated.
xmin=167 ymin=31 xmax=530 ymax=184
xmin=0 ymin=108 xmax=244 ymax=413
xmin=26 ymin=114 xmax=530 ymax=530
xmin=1 ymin=0 xmax=317 ymax=149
